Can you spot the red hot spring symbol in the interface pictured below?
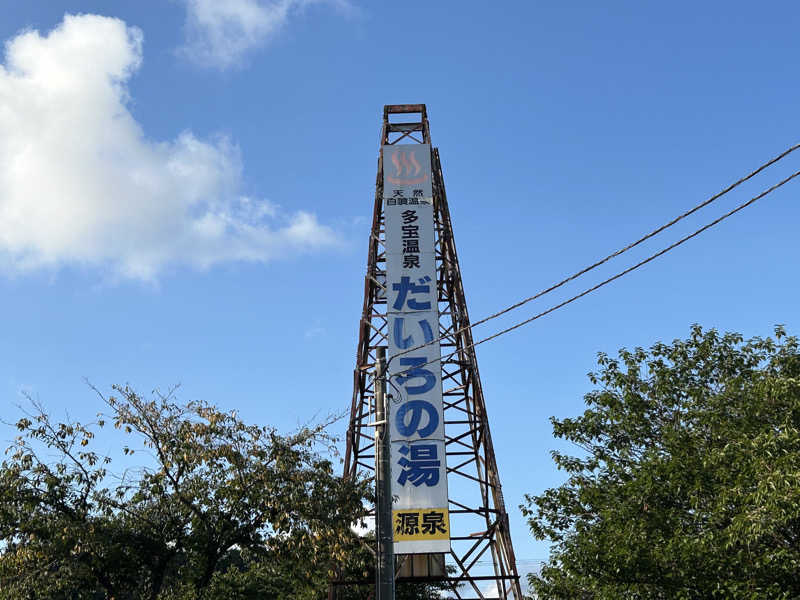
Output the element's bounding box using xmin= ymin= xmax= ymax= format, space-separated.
xmin=387 ymin=148 xmax=429 ymax=185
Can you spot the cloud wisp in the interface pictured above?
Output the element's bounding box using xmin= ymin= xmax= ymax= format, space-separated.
xmin=180 ymin=0 xmax=355 ymax=69
xmin=0 ymin=14 xmax=338 ymax=281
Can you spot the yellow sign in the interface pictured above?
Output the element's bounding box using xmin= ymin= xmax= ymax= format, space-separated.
xmin=393 ymin=508 xmax=450 ymax=541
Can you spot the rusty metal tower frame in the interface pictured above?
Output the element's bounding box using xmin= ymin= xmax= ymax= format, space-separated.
xmin=337 ymin=105 xmax=522 ymax=599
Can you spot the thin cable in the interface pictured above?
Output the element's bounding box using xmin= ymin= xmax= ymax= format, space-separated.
xmin=392 ymin=168 xmax=800 ymax=377
xmin=387 ymin=142 xmax=800 ymax=369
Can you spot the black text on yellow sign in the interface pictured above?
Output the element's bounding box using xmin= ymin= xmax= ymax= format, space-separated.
xmin=393 ymin=508 xmax=450 ymax=541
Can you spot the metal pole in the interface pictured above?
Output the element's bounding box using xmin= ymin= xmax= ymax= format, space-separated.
xmin=374 ymin=347 xmax=395 ymax=600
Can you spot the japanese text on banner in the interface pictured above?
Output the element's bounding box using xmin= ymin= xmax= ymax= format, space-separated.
xmin=383 ymin=143 xmax=450 ymax=554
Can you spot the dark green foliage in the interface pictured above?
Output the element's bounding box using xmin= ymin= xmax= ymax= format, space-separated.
xmin=0 ymin=386 xmax=370 ymax=599
xmin=522 ymin=326 xmax=800 ymax=599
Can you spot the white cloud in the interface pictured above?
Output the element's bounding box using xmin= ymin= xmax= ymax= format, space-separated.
xmin=0 ymin=14 xmax=338 ymax=281
xmin=180 ymin=0 xmax=355 ymax=69
xmin=481 ymin=581 xmax=501 ymax=598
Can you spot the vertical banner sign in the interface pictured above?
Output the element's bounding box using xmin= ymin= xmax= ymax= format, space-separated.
xmin=383 ymin=144 xmax=450 ymax=554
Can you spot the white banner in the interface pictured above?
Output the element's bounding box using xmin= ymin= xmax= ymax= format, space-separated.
xmin=383 ymin=144 xmax=450 ymax=554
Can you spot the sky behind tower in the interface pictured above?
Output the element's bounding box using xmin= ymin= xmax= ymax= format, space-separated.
xmin=1 ymin=1 xmax=799 ymax=590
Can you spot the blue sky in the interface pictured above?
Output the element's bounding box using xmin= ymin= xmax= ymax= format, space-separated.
xmin=1 ymin=0 xmax=799 ymax=586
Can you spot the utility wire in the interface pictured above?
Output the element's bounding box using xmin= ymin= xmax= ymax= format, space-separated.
xmin=391 ymin=168 xmax=800 ymax=378
xmin=387 ymin=142 xmax=800 ymax=369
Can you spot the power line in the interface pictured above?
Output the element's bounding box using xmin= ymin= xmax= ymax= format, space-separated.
xmin=391 ymin=167 xmax=800 ymax=378
xmin=387 ymin=141 xmax=800 ymax=369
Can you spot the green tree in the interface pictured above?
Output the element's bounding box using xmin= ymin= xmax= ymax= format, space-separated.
xmin=0 ymin=385 xmax=370 ymax=599
xmin=522 ymin=326 xmax=800 ymax=599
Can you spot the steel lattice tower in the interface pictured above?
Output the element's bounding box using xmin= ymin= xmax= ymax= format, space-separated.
xmin=338 ymin=105 xmax=522 ymax=599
